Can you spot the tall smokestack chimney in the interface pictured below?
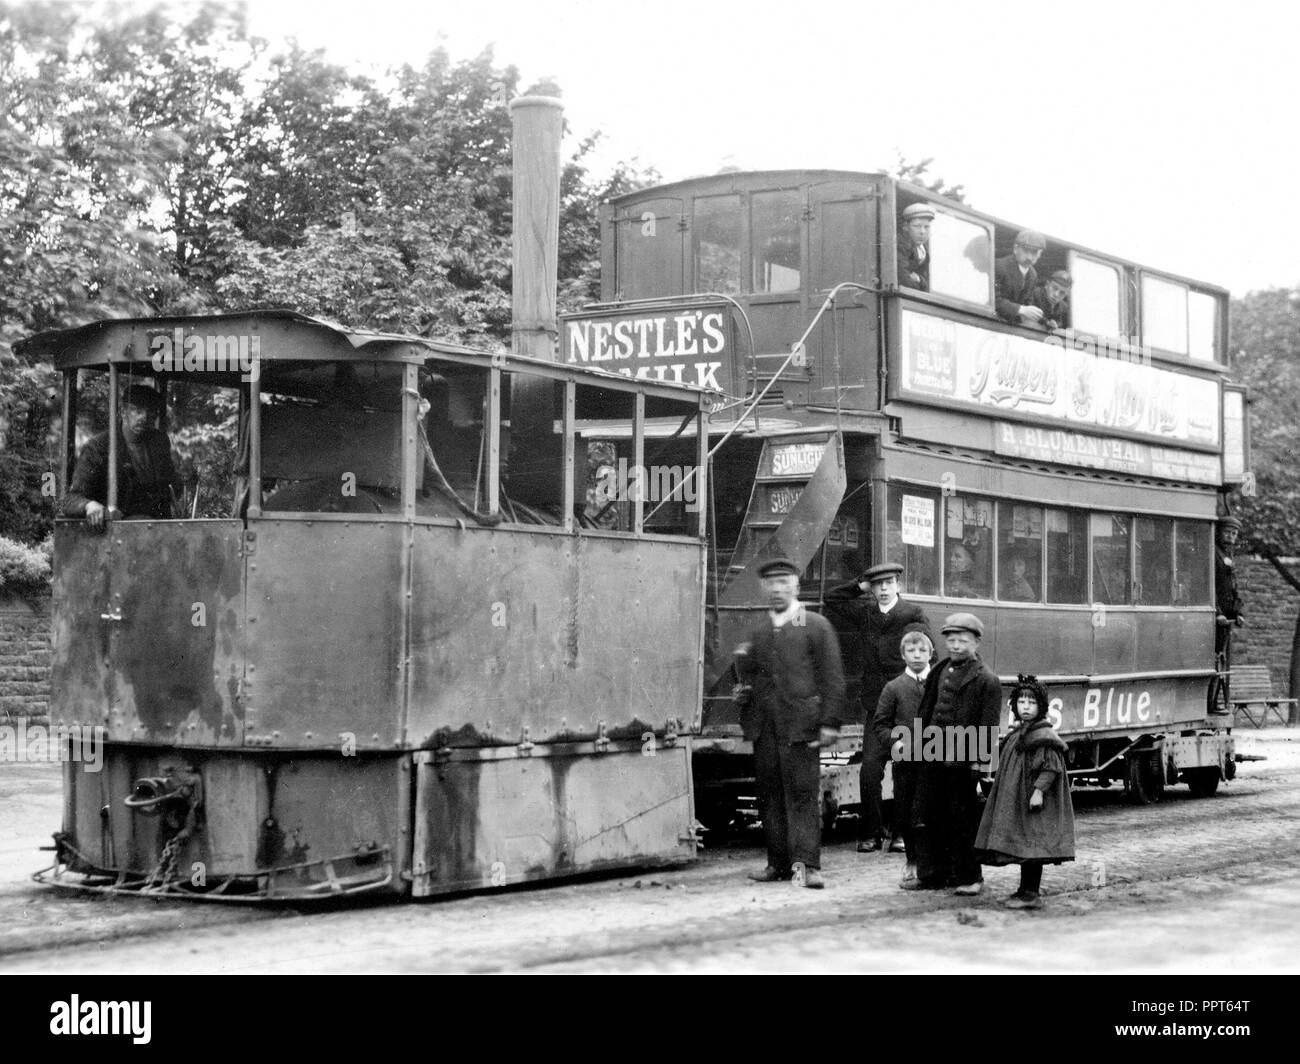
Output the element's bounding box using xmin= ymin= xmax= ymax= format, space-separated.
xmin=507 ymin=95 xmax=566 ymax=509
xmin=510 ymin=95 xmax=563 ymax=361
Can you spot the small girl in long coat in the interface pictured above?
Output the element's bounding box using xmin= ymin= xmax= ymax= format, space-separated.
xmin=974 ymin=674 xmax=1075 ymax=909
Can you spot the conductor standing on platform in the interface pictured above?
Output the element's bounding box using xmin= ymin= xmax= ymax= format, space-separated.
xmin=825 ymin=562 xmax=932 ymax=851
xmin=734 ymin=558 xmax=846 ymax=889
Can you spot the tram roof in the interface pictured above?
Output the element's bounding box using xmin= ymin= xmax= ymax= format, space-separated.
xmin=15 ymin=309 xmax=712 ymax=406
xmin=606 ymin=168 xmax=1230 ymax=297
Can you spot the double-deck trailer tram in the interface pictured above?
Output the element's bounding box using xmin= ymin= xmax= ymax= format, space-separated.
xmin=565 ymin=169 xmax=1252 ymax=825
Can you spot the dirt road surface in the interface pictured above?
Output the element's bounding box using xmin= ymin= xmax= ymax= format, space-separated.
xmin=2 ymin=729 xmax=1296 ymax=974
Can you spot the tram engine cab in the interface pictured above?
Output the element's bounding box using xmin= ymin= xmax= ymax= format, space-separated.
xmin=577 ymin=169 xmax=1250 ymax=821
xmin=26 ymin=311 xmax=712 ymax=898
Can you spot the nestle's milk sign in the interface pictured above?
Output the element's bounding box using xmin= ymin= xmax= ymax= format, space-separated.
xmin=563 ymin=307 xmax=729 ymax=390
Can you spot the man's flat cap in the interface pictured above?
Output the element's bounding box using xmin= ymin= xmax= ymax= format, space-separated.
xmin=1014 ymin=229 xmax=1047 ymax=250
xmin=758 ymin=557 xmax=800 ymax=578
xmin=941 ymin=612 xmax=984 ymax=637
xmin=863 ymin=562 xmax=904 ymax=583
xmin=1218 ymin=515 xmax=1243 ymax=529
xmin=1049 ymin=269 xmax=1072 ymax=287
xmin=902 ymin=203 xmax=935 ymax=221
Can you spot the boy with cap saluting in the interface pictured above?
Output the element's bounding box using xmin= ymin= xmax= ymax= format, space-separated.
xmin=734 ymin=557 xmax=846 ymax=889
xmin=824 ymin=562 xmax=933 ymax=852
xmin=905 ymin=612 xmax=1002 ymax=895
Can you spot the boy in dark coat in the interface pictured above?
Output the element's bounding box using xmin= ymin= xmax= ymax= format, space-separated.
xmin=873 ymin=626 xmax=933 ymax=877
xmin=905 ymin=612 xmax=1002 ymax=895
xmin=734 ymin=558 xmax=846 ymax=889
xmin=897 ymin=202 xmax=933 ymax=290
xmin=975 ymin=674 xmax=1076 ymax=909
xmin=824 ymin=562 xmax=932 ymax=851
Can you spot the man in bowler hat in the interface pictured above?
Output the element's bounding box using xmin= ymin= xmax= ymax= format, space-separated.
xmin=734 ymin=558 xmax=846 ymax=888
xmin=824 ymin=562 xmax=933 ymax=851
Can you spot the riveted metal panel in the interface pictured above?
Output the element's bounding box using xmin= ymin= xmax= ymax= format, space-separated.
xmin=244 ymin=519 xmax=405 ymax=749
xmin=50 ymin=524 xmax=115 ymax=730
xmin=62 ymin=747 xmax=409 ymax=889
xmin=406 ymin=524 xmax=704 ymax=747
xmin=74 ymin=521 xmax=246 ymax=745
xmin=411 ymin=743 xmax=694 ymax=896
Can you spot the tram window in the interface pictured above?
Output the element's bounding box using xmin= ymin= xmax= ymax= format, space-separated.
xmin=1135 ymin=516 xmax=1173 ymax=605
xmin=615 ymin=199 xmax=683 ymax=299
xmin=886 ymin=486 xmax=939 ymax=596
xmin=1091 ymin=512 xmax=1132 ymax=605
xmin=694 ymin=194 xmax=742 ymax=294
xmin=943 ymin=494 xmax=993 ymax=599
xmin=1045 ymin=508 xmax=1088 ymax=604
xmin=997 ymin=501 xmax=1042 ymax=602
xmin=1173 ymin=520 xmax=1212 ymax=606
xmin=164 ymin=380 xmax=244 ymax=519
xmin=1070 ymin=255 xmax=1122 ymax=339
xmin=259 ymin=362 xmax=407 ymax=514
xmin=928 ymin=211 xmax=992 ymax=306
xmin=1188 ymin=291 xmax=1219 ymax=362
xmin=1142 ymin=275 xmax=1189 ymax=355
xmin=751 ymin=190 xmax=802 ymax=293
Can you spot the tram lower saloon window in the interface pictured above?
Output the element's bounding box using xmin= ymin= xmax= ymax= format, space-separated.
xmin=943 ymin=494 xmax=993 ymax=599
xmin=886 ymin=486 xmax=939 ymax=596
xmin=1174 ymin=520 xmax=1212 ymax=605
xmin=1135 ymin=517 xmax=1173 ymax=605
xmin=1045 ymin=508 xmax=1088 ymax=604
xmin=997 ymin=502 xmax=1043 ymax=602
xmin=1091 ymin=512 xmax=1132 ymax=605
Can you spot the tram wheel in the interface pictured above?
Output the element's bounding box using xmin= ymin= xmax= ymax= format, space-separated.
xmin=1186 ymin=767 xmax=1222 ymax=798
xmin=1125 ymin=751 xmax=1163 ymax=805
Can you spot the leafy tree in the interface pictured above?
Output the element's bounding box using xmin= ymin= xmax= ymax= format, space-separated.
xmin=1228 ymin=287 xmax=1300 ymax=700
xmin=891 ymin=153 xmax=966 ymax=204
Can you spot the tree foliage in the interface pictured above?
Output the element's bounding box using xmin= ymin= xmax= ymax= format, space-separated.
xmin=891 ymin=153 xmax=966 ymax=204
xmin=1228 ymin=287 xmax=1300 ymax=557
xmin=0 ymin=1 xmax=656 ymax=544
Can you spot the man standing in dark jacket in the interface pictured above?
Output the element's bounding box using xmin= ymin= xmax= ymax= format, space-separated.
xmin=1215 ymin=515 xmax=1245 ymax=663
xmin=905 ymin=612 xmax=1002 ymax=895
xmin=995 ymin=229 xmax=1047 ymax=326
xmin=735 ymin=558 xmax=846 ymax=889
xmin=61 ymin=385 xmax=181 ymax=530
xmin=824 ymin=562 xmax=932 ymax=852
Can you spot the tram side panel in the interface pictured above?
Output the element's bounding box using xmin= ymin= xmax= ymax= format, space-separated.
xmin=405 ymin=525 xmax=703 ymax=894
xmin=52 ymin=520 xmax=246 ymax=747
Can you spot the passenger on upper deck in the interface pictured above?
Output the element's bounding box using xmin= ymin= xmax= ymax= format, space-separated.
xmin=995 ymin=229 xmax=1047 ymax=327
xmin=1032 ymin=269 xmax=1072 ymax=331
xmin=897 ymin=203 xmax=933 ymax=291
xmin=61 ymin=385 xmax=182 ymax=531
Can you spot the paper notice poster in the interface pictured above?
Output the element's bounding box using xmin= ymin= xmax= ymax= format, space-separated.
xmin=901 ymin=495 xmax=935 ymax=547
